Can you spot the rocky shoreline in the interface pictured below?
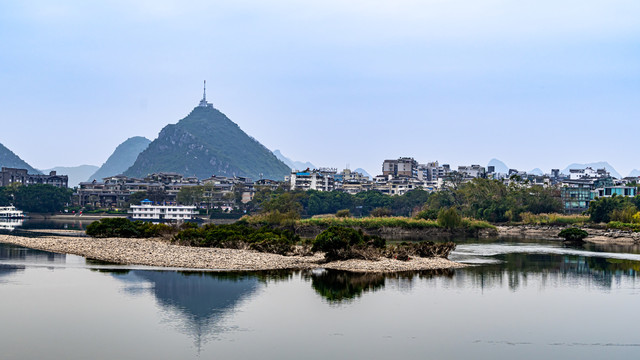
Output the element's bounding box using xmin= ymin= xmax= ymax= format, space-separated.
xmin=496 ymin=225 xmax=640 ymax=244
xmin=0 ymin=234 xmax=466 ymax=273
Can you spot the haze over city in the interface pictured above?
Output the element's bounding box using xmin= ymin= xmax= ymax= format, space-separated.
xmin=1 ymin=0 xmax=638 ymax=176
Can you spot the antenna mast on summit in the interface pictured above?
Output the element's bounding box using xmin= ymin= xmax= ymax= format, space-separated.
xmin=199 ymin=80 xmax=213 ymax=108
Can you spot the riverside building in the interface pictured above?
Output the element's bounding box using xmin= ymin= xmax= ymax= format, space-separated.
xmin=129 ymin=200 xmax=197 ymax=222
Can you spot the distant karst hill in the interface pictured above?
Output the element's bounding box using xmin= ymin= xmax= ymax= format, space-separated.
xmin=124 ymin=102 xmax=290 ymax=181
xmin=273 ymin=149 xmax=315 ymax=171
xmin=0 ymin=142 xmax=41 ymax=174
xmin=43 ymin=165 xmax=98 ymax=188
xmin=88 ymin=136 xmax=151 ymax=181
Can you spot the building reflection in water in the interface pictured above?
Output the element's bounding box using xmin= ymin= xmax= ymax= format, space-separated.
xmin=456 ymin=253 xmax=640 ymax=291
xmin=0 ymin=243 xmax=66 ymax=278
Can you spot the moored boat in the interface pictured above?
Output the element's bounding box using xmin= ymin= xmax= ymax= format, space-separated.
xmin=0 ymin=206 xmax=25 ymax=219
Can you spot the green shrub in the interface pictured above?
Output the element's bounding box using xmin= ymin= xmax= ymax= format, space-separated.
xmin=86 ymin=218 xmax=174 ymax=238
xmin=172 ymin=223 xmax=300 ymax=254
xmin=415 ymin=208 xmax=438 ymax=220
xmin=312 ymin=226 xmax=366 ymax=261
xmin=299 ymin=216 xmax=441 ymax=230
xmin=437 ymin=208 xmax=462 ymax=229
xmin=370 ymin=207 xmax=393 ymax=217
xmin=311 ymin=226 xmax=390 ymax=261
xmin=336 ymin=209 xmax=351 ymax=218
xmin=558 ymin=227 xmax=588 ymax=241
xmin=607 ymin=221 xmax=640 ymax=232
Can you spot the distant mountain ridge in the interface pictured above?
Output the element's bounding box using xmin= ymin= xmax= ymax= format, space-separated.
xmin=354 ymin=168 xmax=372 ymax=179
xmin=487 ymin=158 xmax=509 ymax=174
xmin=561 ymin=162 xmax=622 ymax=179
xmin=89 ymin=136 xmax=151 ymax=181
xmin=124 ymin=104 xmax=290 ymax=181
xmin=0 ymin=142 xmax=41 ymax=174
xmin=273 ymin=150 xmax=315 ymax=171
xmin=42 ymin=165 xmax=99 ymax=188
xmin=627 ymin=169 xmax=640 ymax=178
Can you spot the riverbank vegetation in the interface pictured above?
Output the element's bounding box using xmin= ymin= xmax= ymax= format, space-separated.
xmin=311 ymin=226 xmax=455 ymax=262
xmin=249 ymin=179 xmax=563 ymax=223
xmin=86 ymin=218 xmax=174 ymax=238
xmin=519 ymin=212 xmax=589 ymax=226
xmin=295 ymin=215 xmax=494 ymax=232
xmin=558 ymin=227 xmax=589 ymax=241
xmin=0 ymin=184 xmax=73 ymax=213
xmin=84 ymin=218 xmax=457 ymax=262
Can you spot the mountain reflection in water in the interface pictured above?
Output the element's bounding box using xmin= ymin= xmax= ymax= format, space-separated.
xmin=0 ymin=243 xmax=66 ymax=280
xmin=97 ymin=269 xmax=296 ymax=350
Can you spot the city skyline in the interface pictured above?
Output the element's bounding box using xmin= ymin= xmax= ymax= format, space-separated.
xmin=1 ymin=1 xmax=638 ymax=176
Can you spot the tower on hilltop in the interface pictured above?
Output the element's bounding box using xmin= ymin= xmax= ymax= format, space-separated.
xmin=198 ymin=80 xmax=213 ymax=108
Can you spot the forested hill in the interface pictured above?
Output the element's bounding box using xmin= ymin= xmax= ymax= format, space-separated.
xmin=124 ymin=106 xmax=290 ymax=181
xmin=0 ymin=142 xmax=41 ymax=174
xmin=88 ymin=136 xmax=151 ymax=181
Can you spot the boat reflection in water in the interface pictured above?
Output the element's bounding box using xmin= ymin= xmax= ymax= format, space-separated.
xmin=0 ymin=218 xmax=24 ymax=231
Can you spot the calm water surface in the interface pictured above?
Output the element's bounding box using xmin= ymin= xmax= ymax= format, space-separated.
xmin=1 ymin=234 xmax=640 ymax=359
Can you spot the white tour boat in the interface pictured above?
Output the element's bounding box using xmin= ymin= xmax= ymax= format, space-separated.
xmin=0 ymin=206 xmax=25 ymax=219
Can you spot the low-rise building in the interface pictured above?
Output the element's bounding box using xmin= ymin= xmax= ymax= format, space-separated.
xmin=129 ymin=199 xmax=197 ymax=222
xmin=289 ymin=168 xmax=336 ymax=191
xmin=0 ymin=167 xmax=68 ymax=188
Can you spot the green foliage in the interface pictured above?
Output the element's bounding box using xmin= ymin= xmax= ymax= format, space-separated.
xmin=86 ymin=218 xmax=174 ymax=238
xmin=1 ymin=184 xmax=73 ymax=213
xmin=312 ymin=226 xmax=388 ymax=261
xmin=588 ymin=195 xmax=638 ymax=223
xmin=298 ymin=215 xmax=495 ymax=231
xmin=312 ymin=226 xmax=365 ymax=259
xmin=437 ymin=208 xmax=462 ymax=229
xmin=251 ymin=189 xmax=433 ymax=218
xmin=126 ymin=191 xmax=149 ymax=206
xmin=353 ymin=190 xmax=393 ymax=214
xmin=249 ymin=178 xmax=564 ymax=224
xmin=176 ymin=186 xmax=204 ymax=205
xmin=453 ymin=179 xmax=561 ymax=222
xmin=0 ymin=187 xmax=11 ymax=206
xmin=607 ymin=221 xmax=640 ymax=232
xmin=335 ymin=209 xmax=351 ymax=218
xmin=461 ymin=218 xmax=497 ymax=231
xmin=558 ymin=227 xmax=589 ymax=241
xmin=244 ymin=210 xmax=300 ymax=227
xmin=370 ymin=207 xmax=393 ymax=217
xmin=610 ymin=206 xmax=637 ymax=223
xmin=172 ymin=222 xmax=300 ymax=255
xmin=307 ymin=190 xmax=354 ymax=216
xmin=520 ymin=212 xmax=588 ymax=226
xmin=414 ymin=208 xmax=438 ymax=220
xmin=259 ymin=190 xmax=306 ymax=215
xmin=299 ymin=216 xmax=441 ymax=230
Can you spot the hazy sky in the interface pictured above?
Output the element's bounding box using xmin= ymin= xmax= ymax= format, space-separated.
xmin=1 ymin=0 xmax=638 ymax=177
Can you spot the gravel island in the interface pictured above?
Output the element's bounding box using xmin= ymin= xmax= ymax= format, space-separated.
xmin=0 ymin=233 xmax=466 ymax=273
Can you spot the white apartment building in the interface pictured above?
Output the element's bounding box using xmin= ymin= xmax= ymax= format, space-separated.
xmin=129 ymin=200 xmax=197 ymax=221
xmin=289 ymin=168 xmax=336 ymax=191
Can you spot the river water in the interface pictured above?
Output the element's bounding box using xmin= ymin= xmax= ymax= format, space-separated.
xmin=1 ymin=227 xmax=640 ymax=359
